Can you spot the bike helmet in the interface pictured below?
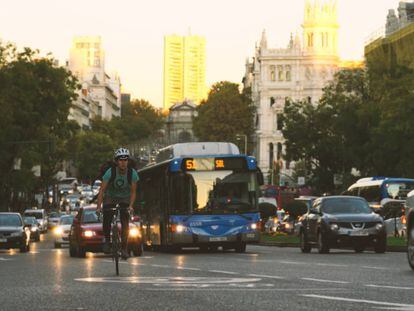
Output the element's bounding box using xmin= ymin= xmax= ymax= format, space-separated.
xmin=114 ymin=147 xmax=130 ymax=160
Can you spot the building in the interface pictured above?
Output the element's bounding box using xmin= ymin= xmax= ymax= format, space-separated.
xmin=163 ymin=35 xmax=206 ymax=111
xmin=365 ymin=1 xmax=414 ymax=70
xmin=244 ymin=0 xmax=340 ymax=184
xmin=165 ymin=100 xmax=198 ymax=144
xmin=68 ymin=36 xmax=121 ymax=123
xmin=68 ymin=83 xmax=100 ymax=130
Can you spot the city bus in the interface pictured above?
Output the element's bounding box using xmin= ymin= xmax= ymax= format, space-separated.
xmin=136 ymin=142 xmax=263 ymax=252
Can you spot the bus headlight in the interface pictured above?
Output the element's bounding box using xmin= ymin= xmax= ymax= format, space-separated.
xmin=176 ymin=225 xmax=185 ymax=233
xmin=129 ymin=228 xmax=140 ymax=237
xmin=251 ymin=223 xmax=257 ymax=230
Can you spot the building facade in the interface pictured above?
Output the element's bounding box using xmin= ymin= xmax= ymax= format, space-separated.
xmin=163 ymin=35 xmax=206 ymax=111
xmin=365 ymin=1 xmax=414 ymax=70
xmin=68 ymin=36 xmax=121 ymax=123
xmin=165 ymin=100 xmax=198 ymax=144
xmin=245 ymin=0 xmax=340 ymax=184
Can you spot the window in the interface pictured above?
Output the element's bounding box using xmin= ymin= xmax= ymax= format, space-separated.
xmin=270 ymin=97 xmax=275 ymax=107
xmin=270 ymin=66 xmax=275 ymax=82
xmin=307 ymin=33 xmax=314 ymax=47
xmin=276 ymin=114 xmax=283 ymax=131
xmin=277 ymin=143 xmax=283 ymax=160
xmin=269 ymin=143 xmax=274 ymax=169
xmin=359 ymin=186 xmax=381 ymax=202
xmin=285 ymin=65 xmax=291 ymax=81
xmin=278 ymin=66 xmax=284 ymax=81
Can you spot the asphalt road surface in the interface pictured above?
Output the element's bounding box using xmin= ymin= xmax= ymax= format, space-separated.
xmin=1 ymin=234 xmax=414 ymax=311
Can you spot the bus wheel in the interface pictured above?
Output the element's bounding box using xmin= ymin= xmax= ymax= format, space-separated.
xmin=235 ymin=243 xmax=246 ymax=253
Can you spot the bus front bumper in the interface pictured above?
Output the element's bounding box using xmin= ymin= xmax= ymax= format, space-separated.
xmin=171 ymin=232 xmax=260 ymax=245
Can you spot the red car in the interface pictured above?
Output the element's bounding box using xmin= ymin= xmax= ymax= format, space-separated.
xmin=68 ymin=205 xmax=143 ymax=258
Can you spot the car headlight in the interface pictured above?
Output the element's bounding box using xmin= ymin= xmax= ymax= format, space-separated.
xmin=129 ymin=228 xmax=140 ymax=237
xmin=375 ymin=223 xmax=384 ymax=231
xmin=10 ymin=231 xmax=22 ymax=237
xmin=176 ymin=225 xmax=185 ymax=233
xmin=54 ymin=227 xmax=63 ymax=236
xmin=330 ymin=224 xmax=339 ymax=231
xmin=251 ymin=223 xmax=258 ymax=230
xmin=83 ymin=230 xmax=95 ymax=238
xmin=31 ymin=227 xmax=38 ymax=232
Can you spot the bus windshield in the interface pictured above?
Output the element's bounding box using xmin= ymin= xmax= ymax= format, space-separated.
xmin=385 ymin=182 xmax=414 ymax=200
xmin=186 ymin=170 xmax=258 ymax=214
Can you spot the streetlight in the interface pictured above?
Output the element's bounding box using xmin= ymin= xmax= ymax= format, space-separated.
xmin=236 ymin=134 xmax=247 ymax=155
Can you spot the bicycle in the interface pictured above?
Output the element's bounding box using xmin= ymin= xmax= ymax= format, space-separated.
xmin=109 ymin=203 xmax=129 ymax=276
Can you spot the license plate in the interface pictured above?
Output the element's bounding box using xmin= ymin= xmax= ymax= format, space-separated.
xmin=349 ymin=231 xmax=368 ymax=236
xmin=209 ymin=237 xmax=227 ymax=242
xmin=246 ymin=233 xmax=256 ymax=238
xmin=0 ymin=238 xmax=7 ymax=243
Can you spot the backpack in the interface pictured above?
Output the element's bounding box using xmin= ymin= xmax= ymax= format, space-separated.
xmin=95 ymin=158 xmax=137 ymax=186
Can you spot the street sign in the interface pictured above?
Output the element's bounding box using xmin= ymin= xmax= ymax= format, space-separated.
xmin=298 ymin=177 xmax=305 ymax=186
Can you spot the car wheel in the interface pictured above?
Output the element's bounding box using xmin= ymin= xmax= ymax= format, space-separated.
xmin=54 ymin=242 xmax=61 ymax=249
xmin=35 ymin=234 xmax=40 ymax=242
xmin=69 ymin=242 xmax=77 ymax=257
xmin=235 ymin=242 xmax=246 ymax=253
xmin=408 ymin=225 xmax=414 ymax=270
xmin=300 ymin=230 xmax=312 ymax=253
xmin=374 ymin=236 xmax=387 ymax=254
xmin=354 ymin=245 xmax=365 ymax=253
xmin=132 ymin=243 xmax=143 ymax=257
xmin=317 ymin=231 xmax=329 ymax=254
xmin=77 ymin=244 xmax=86 ymax=258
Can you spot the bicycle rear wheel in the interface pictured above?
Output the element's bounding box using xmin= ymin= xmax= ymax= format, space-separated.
xmin=112 ymin=224 xmax=120 ymax=276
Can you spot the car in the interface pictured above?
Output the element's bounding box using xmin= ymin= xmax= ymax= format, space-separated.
xmin=64 ymin=194 xmax=84 ymax=211
xmin=53 ymin=215 xmax=74 ymax=248
xmin=92 ymin=180 xmax=101 ymax=196
xmin=69 ymin=205 xmax=143 ymax=258
xmin=57 ymin=177 xmax=78 ymax=195
xmin=0 ymin=213 xmax=31 ymax=252
xmin=406 ymin=190 xmax=414 ymax=270
xmin=48 ymin=211 xmax=62 ymax=229
xmin=23 ymin=217 xmax=40 ymax=242
xmin=299 ymin=196 xmax=387 ymax=254
xmin=23 ymin=209 xmax=48 ymax=233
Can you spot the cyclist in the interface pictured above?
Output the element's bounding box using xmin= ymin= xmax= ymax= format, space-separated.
xmin=97 ymin=148 xmax=139 ymax=259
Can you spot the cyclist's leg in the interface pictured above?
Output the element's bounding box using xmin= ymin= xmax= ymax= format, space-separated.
xmin=119 ymin=204 xmax=129 ymax=251
xmin=102 ymin=204 xmax=115 ymax=244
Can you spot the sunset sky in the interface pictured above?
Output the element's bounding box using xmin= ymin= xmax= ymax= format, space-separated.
xmin=0 ymin=0 xmax=400 ymax=107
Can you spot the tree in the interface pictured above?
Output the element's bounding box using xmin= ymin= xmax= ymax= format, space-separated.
xmin=193 ymin=82 xmax=254 ymax=153
xmin=0 ymin=44 xmax=79 ymax=211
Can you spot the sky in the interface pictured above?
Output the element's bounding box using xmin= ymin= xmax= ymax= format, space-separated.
xmin=0 ymin=0 xmax=401 ymax=108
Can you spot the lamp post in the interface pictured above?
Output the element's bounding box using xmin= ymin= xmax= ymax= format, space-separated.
xmin=236 ymin=134 xmax=247 ymax=155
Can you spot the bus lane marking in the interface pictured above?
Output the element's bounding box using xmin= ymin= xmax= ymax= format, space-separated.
xmin=248 ymin=274 xmax=285 ymax=279
xmin=208 ymin=270 xmax=239 ymax=275
xmin=176 ymin=267 xmax=201 ymax=271
xmin=300 ymin=294 xmax=414 ymax=308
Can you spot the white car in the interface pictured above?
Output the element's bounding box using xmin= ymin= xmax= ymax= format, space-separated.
xmin=23 ymin=209 xmax=48 ymax=233
xmin=53 ymin=215 xmax=74 ymax=248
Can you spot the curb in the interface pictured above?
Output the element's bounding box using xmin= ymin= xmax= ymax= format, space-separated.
xmin=259 ymin=242 xmax=407 ymax=253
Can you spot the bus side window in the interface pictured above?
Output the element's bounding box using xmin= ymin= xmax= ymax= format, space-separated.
xmin=359 ymin=186 xmax=381 ymax=202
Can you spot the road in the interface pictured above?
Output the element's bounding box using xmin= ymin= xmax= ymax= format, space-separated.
xmin=1 ymin=234 xmax=414 ymax=311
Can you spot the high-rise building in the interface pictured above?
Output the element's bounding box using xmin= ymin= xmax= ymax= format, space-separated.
xmin=244 ymin=0 xmax=340 ymax=184
xmin=68 ymin=36 xmax=121 ymax=122
xmin=163 ymin=35 xmax=206 ymax=111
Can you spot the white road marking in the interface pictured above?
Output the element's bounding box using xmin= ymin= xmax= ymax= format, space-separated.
xmin=365 ymin=284 xmax=414 ymax=290
xmin=248 ymin=274 xmax=285 ymax=279
xmin=129 ymin=262 xmax=146 ymax=266
xmin=362 ymin=266 xmax=388 ymax=270
xmin=102 ymin=260 xmax=128 ymax=265
xmin=176 ymin=267 xmax=201 ymax=271
xmin=301 ymin=278 xmax=350 ymax=284
xmin=151 ymin=264 xmax=171 ymax=268
xmin=208 ymin=270 xmax=239 ymax=275
xmin=301 ymin=294 xmax=414 ymax=308
xmin=278 ymin=260 xmax=307 ymax=265
xmin=315 ymin=263 xmax=348 ymax=268
xmin=0 ymin=257 xmax=12 ymax=261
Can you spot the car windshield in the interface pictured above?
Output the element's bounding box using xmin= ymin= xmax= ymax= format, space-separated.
xmin=0 ymin=214 xmax=22 ymax=227
xmin=322 ymin=198 xmax=371 ymax=214
xmin=60 ymin=216 xmax=74 ymax=225
xmin=49 ymin=212 xmax=60 ymax=218
xmin=24 ymin=212 xmax=43 ymax=219
xmin=24 ymin=217 xmax=37 ymax=225
xmin=81 ymin=210 xmax=100 ymax=224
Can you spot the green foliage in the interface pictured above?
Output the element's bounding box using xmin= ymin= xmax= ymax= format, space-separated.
xmin=0 ymin=43 xmax=79 ymax=210
xmin=193 ymin=82 xmax=254 ymax=153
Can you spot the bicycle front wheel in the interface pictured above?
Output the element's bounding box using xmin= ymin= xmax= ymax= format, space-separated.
xmin=112 ymin=224 xmax=120 ymax=276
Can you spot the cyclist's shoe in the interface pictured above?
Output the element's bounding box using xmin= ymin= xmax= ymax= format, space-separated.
xmin=103 ymin=241 xmax=111 ymax=254
xmin=121 ymin=248 xmax=129 ymax=260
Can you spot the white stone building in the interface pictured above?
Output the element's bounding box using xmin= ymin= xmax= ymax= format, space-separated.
xmin=68 ymin=36 xmax=121 ymax=123
xmin=244 ymin=0 xmax=340 ymax=185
